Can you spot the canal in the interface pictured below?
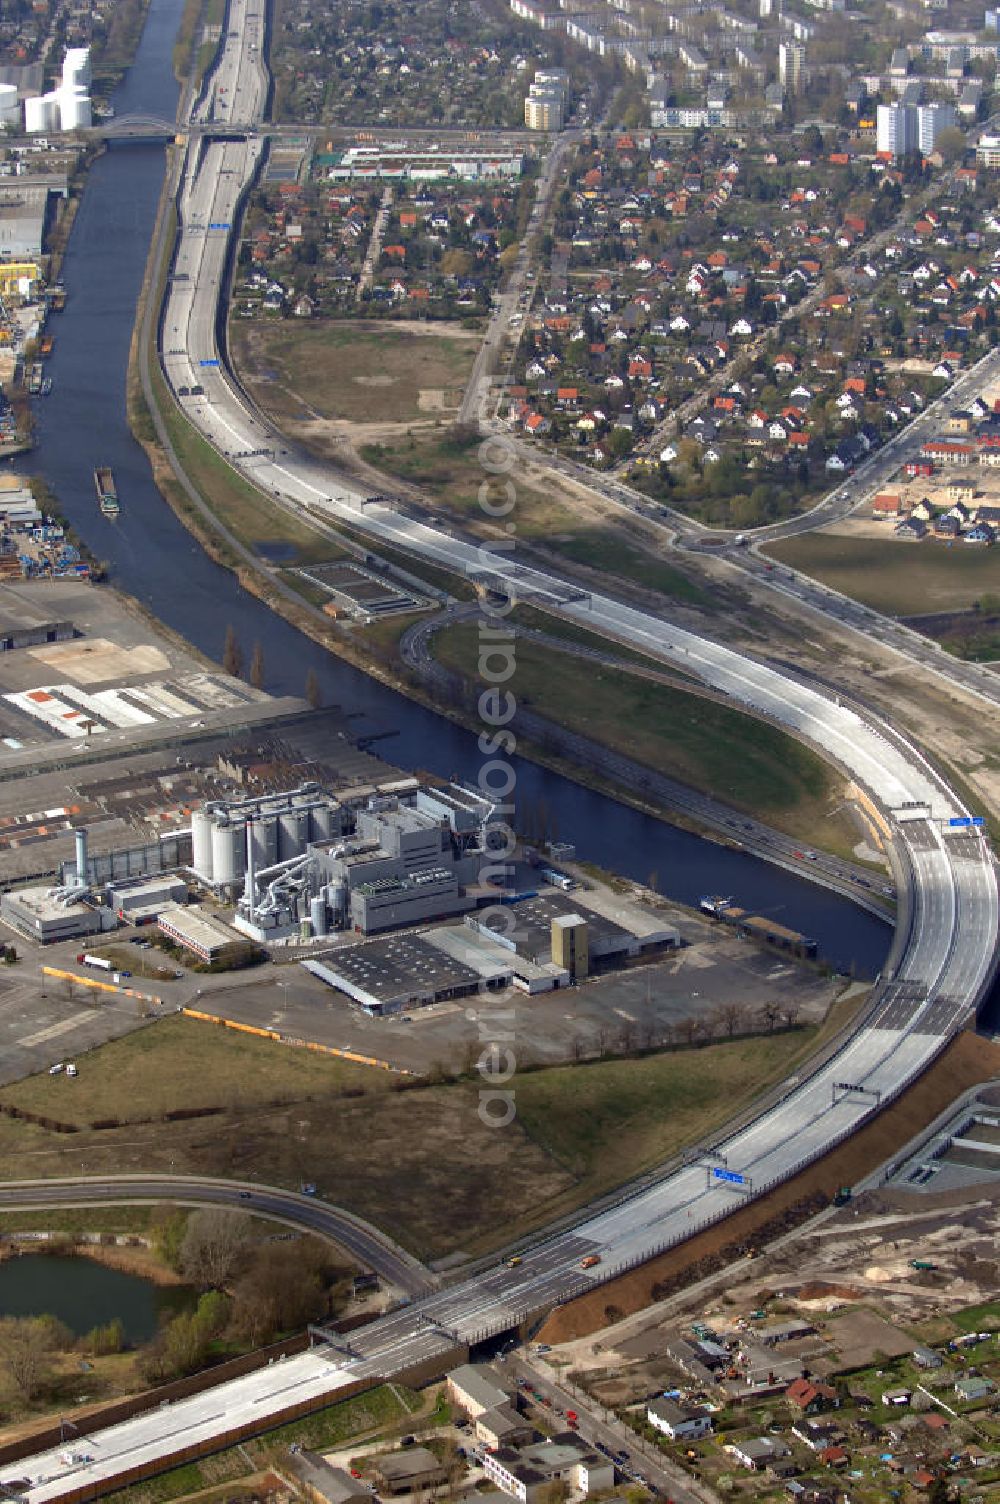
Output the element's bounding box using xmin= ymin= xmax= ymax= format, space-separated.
xmin=27 ymin=0 xmax=890 ymax=978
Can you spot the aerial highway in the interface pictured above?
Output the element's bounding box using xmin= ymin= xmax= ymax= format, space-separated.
xmin=12 ymin=6 xmax=998 ymax=1499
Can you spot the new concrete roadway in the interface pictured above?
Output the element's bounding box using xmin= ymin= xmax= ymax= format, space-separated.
xmin=12 ymin=7 xmax=997 ymax=1500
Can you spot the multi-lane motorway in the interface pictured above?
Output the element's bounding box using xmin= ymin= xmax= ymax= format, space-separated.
xmin=11 ymin=7 xmax=1000 ymax=1500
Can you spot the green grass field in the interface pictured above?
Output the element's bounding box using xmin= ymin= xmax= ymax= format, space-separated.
xmin=515 ymin=1031 xmax=819 ymax=1185
xmin=0 ymin=1016 xmax=378 ymax=1124
xmin=431 ymin=625 xmax=850 ymax=847
xmin=545 ymin=529 xmax=712 ymax=607
xmin=764 ymin=533 xmax=1000 ymax=615
xmin=951 ymin=1300 xmax=1000 ymax=1334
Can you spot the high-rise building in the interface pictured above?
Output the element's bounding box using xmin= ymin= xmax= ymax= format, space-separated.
xmin=760 ymin=0 xmax=773 ymax=17
xmin=778 ymin=40 xmax=805 ymax=92
xmin=917 ymin=100 xmax=957 ymax=153
xmin=876 ymin=102 xmax=919 ymax=156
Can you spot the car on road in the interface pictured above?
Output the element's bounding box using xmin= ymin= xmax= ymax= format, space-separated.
xmin=239 ymin=1190 xmax=252 ymax=1199
xmin=48 ymin=1062 xmax=64 ymax=1076
xmin=66 ymin=1064 xmax=78 ymax=1077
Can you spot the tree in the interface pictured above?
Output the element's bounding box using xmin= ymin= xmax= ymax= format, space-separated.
xmin=249 ymin=641 xmax=265 ymax=690
xmin=85 ymin=1318 xmax=124 ymax=1356
xmin=231 ymin=1240 xmax=334 ymax=1345
xmin=934 ymin=126 xmax=965 ymax=165
xmin=179 ymin=1208 xmax=252 ymax=1289
xmin=152 ymin=1208 xmax=189 ymax=1271
xmin=222 ymin=623 xmax=244 ymax=679
xmin=0 ymin=1316 xmax=67 ymax=1399
xmin=305 ymin=668 xmax=321 ymax=709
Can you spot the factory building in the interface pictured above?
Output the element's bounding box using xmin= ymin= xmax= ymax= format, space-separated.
xmin=1 ymin=828 xmax=115 ymax=943
xmin=232 ymin=784 xmax=497 ymax=943
xmin=0 ymin=177 xmax=67 ymax=260
xmin=191 ymin=785 xmax=347 ymax=890
xmin=108 ymin=874 xmax=188 ymax=922
xmin=0 ymin=599 xmax=73 ymax=651
xmin=311 ymin=788 xmax=494 ymax=935
xmin=157 ymin=902 xmax=245 ymax=964
xmin=551 ymin=912 xmax=589 ymax=980
xmin=1 ymin=884 xmax=107 ymax=943
xmin=470 ymin=892 xmax=679 ymax=973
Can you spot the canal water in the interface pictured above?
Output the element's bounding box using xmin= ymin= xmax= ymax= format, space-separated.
xmin=0 ymin=1255 xmax=191 ymax=1343
xmin=23 ymin=0 xmax=890 ymax=978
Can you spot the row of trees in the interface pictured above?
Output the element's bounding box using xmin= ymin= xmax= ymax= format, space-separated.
xmin=221 ymin=625 xmax=322 ymax=709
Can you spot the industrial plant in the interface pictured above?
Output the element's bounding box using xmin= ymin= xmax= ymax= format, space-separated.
xmin=225 ymin=781 xmax=498 ymax=943
xmin=21 ymin=47 xmax=92 ymax=134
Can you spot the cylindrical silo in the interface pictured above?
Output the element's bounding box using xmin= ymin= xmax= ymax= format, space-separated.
xmin=62 ymin=47 xmax=91 ymax=91
xmin=328 ymin=880 xmax=347 ymax=929
xmin=310 ymin=895 xmax=328 ymax=937
xmin=252 ymin=815 xmax=278 ymax=868
xmin=25 ymin=93 xmax=60 ymax=133
xmin=278 ymin=808 xmax=308 ymax=861
xmin=191 ymin=810 xmax=213 ymax=880
xmin=59 ymin=87 xmax=92 ymax=131
xmin=0 ymin=85 xmax=20 ymax=128
xmin=211 ymin=820 xmax=243 ymax=887
xmin=309 ymin=801 xmax=332 ymax=843
xmin=299 ymin=916 xmax=311 ymax=943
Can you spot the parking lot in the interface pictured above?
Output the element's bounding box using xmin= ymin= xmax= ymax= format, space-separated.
xmin=207 ymin=911 xmax=843 ymax=1074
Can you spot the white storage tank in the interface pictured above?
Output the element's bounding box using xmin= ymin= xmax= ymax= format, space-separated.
xmin=59 ymin=87 xmax=92 ymax=131
xmin=278 ymin=808 xmax=309 ymax=861
xmin=25 ymin=93 xmax=60 ymax=133
xmin=310 ymin=895 xmax=328 ymax=938
xmin=62 ymin=47 xmax=91 ymax=91
xmin=211 ymin=819 xmax=244 ymax=887
xmin=191 ymin=809 xmax=214 ymax=881
xmin=0 ymin=85 xmax=20 ymax=128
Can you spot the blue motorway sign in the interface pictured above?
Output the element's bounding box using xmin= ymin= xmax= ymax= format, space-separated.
xmin=972 ymin=817 xmax=985 ymax=828
xmin=199 ymin=358 xmax=220 ymax=367
xmin=712 ymin=1166 xmax=745 ymax=1186
xmin=949 ymin=816 xmax=971 ymax=828
xmin=209 ymin=221 xmax=231 ymax=230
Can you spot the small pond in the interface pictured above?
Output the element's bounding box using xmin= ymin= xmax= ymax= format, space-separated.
xmin=0 ymin=1254 xmax=194 ymax=1344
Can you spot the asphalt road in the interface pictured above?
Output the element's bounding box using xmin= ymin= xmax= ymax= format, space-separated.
xmin=0 ymin=1174 xmax=434 ymax=1296
xmin=499 ymin=1352 xmax=715 ymax=1504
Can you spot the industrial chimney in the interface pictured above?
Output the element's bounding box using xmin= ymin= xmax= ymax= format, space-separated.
xmin=74 ymin=827 xmax=89 ymax=888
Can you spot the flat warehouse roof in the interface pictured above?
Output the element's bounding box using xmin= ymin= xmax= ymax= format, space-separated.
xmin=479 ymin=892 xmax=634 ymax=957
xmin=305 ymin=932 xmax=484 ymax=1005
xmin=158 ymin=903 xmax=237 ymax=950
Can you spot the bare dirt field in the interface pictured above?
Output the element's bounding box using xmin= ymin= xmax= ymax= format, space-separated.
xmin=230 ymin=320 xmax=479 ymax=427
xmin=764 ymin=531 xmax=1000 ymax=616
xmin=26 ymin=639 xmax=170 ymax=685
